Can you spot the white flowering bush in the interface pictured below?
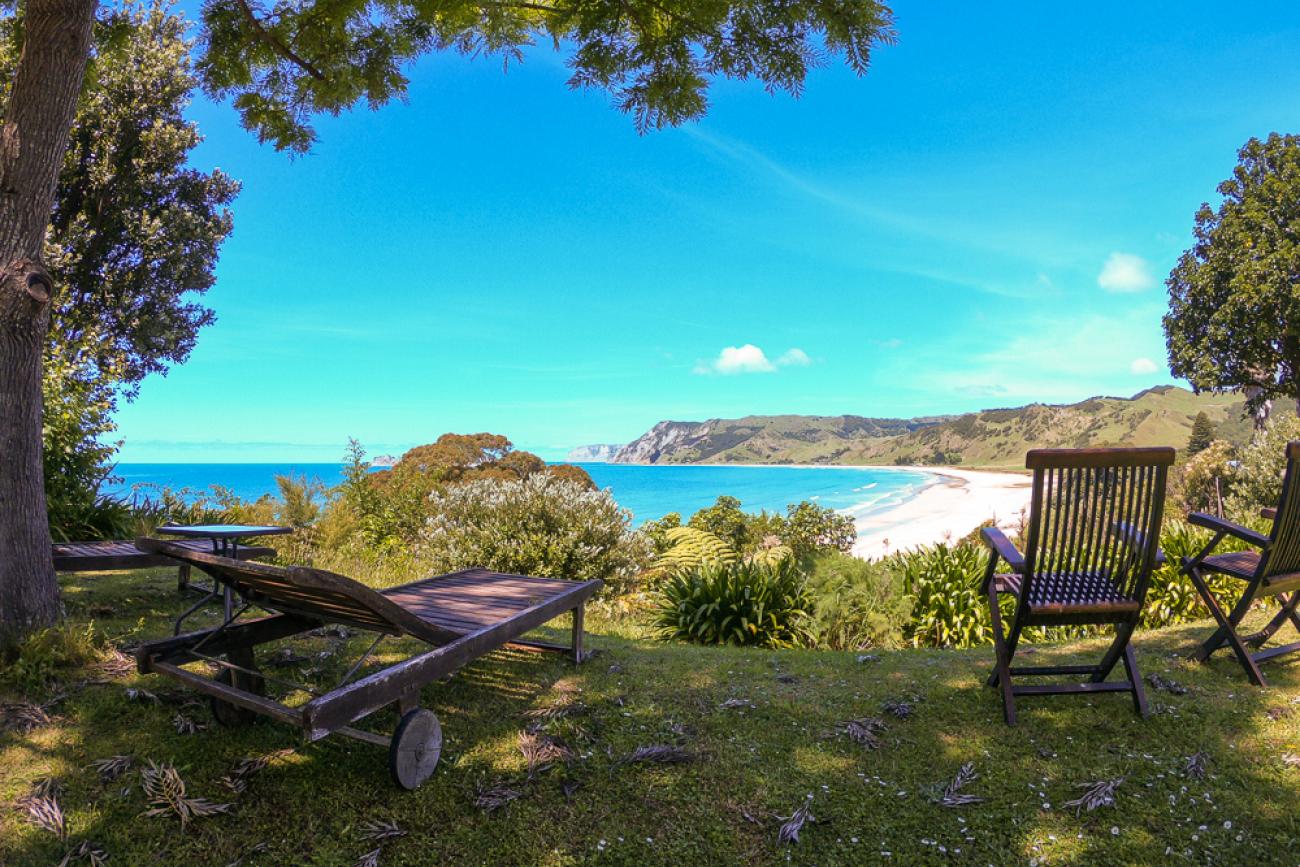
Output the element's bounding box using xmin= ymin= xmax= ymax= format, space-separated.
xmin=418 ymin=474 xmax=651 ymax=590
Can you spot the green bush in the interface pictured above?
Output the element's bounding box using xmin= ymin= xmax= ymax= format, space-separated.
xmin=801 ymin=551 xmax=911 ymax=650
xmin=1227 ymin=414 xmax=1300 ymax=517
xmin=655 ymin=559 xmax=810 ymax=647
xmin=1142 ymin=518 xmax=1257 ymax=629
xmin=419 ymin=474 xmax=650 ymax=591
xmin=889 ymin=543 xmax=1003 ymax=648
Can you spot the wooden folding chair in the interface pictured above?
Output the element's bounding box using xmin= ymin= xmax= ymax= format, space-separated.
xmin=1182 ymin=441 xmax=1300 ymax=686
xmin=980 ymin=447 xmax=1173 ymax=725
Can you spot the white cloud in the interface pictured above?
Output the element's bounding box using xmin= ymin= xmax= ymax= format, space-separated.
xmin=696 ymin=344 xmax=776 ymax=375
xmin=1129 ymin=357 xmax=1159 ymax=375
xmin=776 ymin=348 xmax=811 ymax=367
xmin=1098 ymin=252 xmax=1155 ymax=293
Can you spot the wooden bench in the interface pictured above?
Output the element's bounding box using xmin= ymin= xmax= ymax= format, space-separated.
xmin=132 ymin=538 xmax=602 ymax=789
xmin=53 ymin=539 xmax=276 ymax=573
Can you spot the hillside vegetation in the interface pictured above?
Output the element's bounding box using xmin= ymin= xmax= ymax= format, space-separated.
xmin=613 ymin=386 xmax=1282 ymax=469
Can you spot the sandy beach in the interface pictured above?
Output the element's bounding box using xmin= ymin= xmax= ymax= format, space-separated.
xmin=850 ymin=467 xmax=1032 ymax=559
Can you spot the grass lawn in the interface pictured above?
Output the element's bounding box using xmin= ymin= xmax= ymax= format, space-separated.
xmin=4 ymin=567 xmax=1300 ymax=865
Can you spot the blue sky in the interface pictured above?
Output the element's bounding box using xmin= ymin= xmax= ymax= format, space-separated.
xmin=114 ymin=2 xmax=1300 ymax=462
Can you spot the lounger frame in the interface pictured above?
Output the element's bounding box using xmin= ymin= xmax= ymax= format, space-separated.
xmin=132 ymin=539 xmax=601 ymax=787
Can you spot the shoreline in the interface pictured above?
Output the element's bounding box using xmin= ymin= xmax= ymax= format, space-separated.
xmin=846 ymin=466 xmax=1032 ymax=560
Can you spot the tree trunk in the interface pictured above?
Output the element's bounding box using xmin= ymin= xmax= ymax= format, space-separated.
xmin=0 ymin=1 xmax=96 ymax=650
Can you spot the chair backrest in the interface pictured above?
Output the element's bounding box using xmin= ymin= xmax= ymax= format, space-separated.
xmin=1261 ymin=441 xmax=1300 ymax=580
xmin=135 ymin=538 xmax=451 ymax=643
xmin=1021 ymin=448 xmax=1174 ymax=609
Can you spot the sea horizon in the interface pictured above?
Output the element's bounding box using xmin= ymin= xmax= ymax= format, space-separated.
xmin=104 ymin=461 xmax=939 ymax=528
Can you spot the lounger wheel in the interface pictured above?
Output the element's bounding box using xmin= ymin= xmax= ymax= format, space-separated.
xmin=389 ymin=708 xmax=442 ymax=790
xmin=211 ymin=667 xmax=262 ymax=727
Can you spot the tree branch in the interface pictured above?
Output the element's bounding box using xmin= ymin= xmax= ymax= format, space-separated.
xmin=234 ymin=0 xmax=326 ymax=81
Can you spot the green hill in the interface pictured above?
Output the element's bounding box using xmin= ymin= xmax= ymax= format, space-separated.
xmin=613 ymin=386 xmax=1277 ymax=468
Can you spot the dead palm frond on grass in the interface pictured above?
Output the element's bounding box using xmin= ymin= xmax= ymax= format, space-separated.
xmin=1 ymin=699 xmax=52 ymax=732
xmin=353 ymin=847 xmax=381 ymax=867
xmin=830 ymin=716 xmax=887 ymax=749
xmin=518 ymin=730 xmax=574 ymax=776
xmin=20 ymin=793 xmax=68 ymax=841
xmin=474 ymin=779 xmax=524 ymax=813
xmin=89 ymin=755 xmax=134 ymax=783
xmin=1184 ymin=752 xmax=1209 ymax=780
xmin=1063 ymin=778 xmax=1124 ymax=814
xmin=359 ymin=819 xmax=408 ymax=843
xmin=140 ymin=761 xmax=231 ymax=827
xmin=221 ymin=749 xmax=294 ymax=795
xmin=58 ymin=840 xmax=109 ymax=867
xmin=777 ymin=794 xmax=816 ymax=845
xmin=937 ymin=762 xmax=984 ymax=808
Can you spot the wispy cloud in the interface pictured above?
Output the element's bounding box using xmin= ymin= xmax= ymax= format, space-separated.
xmin=1129 ymin=357 xmax=1159 ymax=375
xmin=1098 ymin=252 xmax=1156 ymax=293
xmin=776 ymin=348 xmax=812 ymax=367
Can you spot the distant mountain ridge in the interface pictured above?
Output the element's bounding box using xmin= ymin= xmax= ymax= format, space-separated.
xmin=609 ymin=386 xmax=1268 ymax=469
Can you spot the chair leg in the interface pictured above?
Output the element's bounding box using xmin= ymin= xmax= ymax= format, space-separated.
xmin=1187 ymin=567 xmax=1268 ymax=686
xmin=1121 ymin=642 xmax=1149 ymax=717
xmin=571 ymin=605 xmax=585 ymax=665
xmin=1246 ymin=592 xmax=1300 ymax=647
xmin=177 ymin=563 xmax=191 ymax=592
xmin=1090 ymin=623 xmax=1135 ymax=683
xmin=986 ymin=583 xmax=1017 ymax=725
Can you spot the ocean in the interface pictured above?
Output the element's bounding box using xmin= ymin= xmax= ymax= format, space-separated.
xmin=105 ymin=462 xmax=936 ymax=526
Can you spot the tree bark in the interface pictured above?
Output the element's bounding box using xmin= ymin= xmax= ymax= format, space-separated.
xmin=0 ymin=1 xmax=96 ymax=650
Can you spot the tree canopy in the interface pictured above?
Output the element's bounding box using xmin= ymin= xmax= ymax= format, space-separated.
xmin=1164 ymin=133 xmax=1300 ymax=414
xmin=196 ymin=0 xmax=896 ymax=152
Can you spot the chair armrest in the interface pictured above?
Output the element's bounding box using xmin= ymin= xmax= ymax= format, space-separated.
xmin=1262 ymin=507 xmax=1277 ymax=521
xmin=1187 ymin=512 xmax=1270 ymax=548
xmin=980 ymin=526 xmax=1026 ymax=574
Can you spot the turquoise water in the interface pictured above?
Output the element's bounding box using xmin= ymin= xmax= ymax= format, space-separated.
xmin=106 ymin=462 xmax=935 ymax=526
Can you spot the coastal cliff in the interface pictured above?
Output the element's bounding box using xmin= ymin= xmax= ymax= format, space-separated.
xmin=612 ymin=414 xmax=945 ymax=464
xmin=566 ymin=443 xmax=624 ymax=462
xmin=608 ymin=386 xmax=1277 ymax=469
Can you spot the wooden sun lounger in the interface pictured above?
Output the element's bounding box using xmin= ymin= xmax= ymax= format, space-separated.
xmin=132 ymin=538 xmax=602 ymax=789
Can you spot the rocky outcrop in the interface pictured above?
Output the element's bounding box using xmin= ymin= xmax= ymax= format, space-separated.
xmin=566 ymin=443 xmax=625 ymax=462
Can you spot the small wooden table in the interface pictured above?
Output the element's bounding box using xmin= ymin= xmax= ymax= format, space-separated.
xmin=155 ymin=524 xmax=292 ymax=633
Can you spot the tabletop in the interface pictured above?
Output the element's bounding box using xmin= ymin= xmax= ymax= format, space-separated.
xmin=157 ymin=524 xmax=293 ymax=539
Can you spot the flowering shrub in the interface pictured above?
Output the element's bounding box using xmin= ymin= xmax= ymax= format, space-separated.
xmin=419 ymin=474 xmax=650 ymax=590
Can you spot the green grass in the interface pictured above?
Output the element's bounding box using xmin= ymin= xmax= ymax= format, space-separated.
xmin=4 ymin=567 xmax=1300 ymax=865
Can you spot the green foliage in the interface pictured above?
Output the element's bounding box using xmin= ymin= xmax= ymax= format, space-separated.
xmin=1226 ymin=414 xmax=1300 ymax=516
xmin=1177 ymin=439 xmax=1236 ymax=515
xmin=1165 ymin=133 xmax=1300 ymax=411
xmin=890 ymin=543 xmax=1004 ymax=649
xmin=688 ymin=495 xmax=753 ymax=551
xmin=1187 ymin=411 xmax=1216 ymax=455
xmin=1142 ymin=519 xmax=1253 ymax=629
xmin=655 ymin=559 xmax=810 ymax=648
xmin=654 ymin=526 xmax=739 ymax=574
xmin=801 ymin=552 xmax=910 ymax=650
xmin=2 ymin=622 xmax=107 ymax=691
xmin=195 ymin=0 xmax=895 ymax=152
xmin=419 ymin=474 xmax=650 ymax=591
xmin=640 ymin=512 xmax=682 ymax=554
xmin=780 ymin=501 xmax=856 ymax=562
